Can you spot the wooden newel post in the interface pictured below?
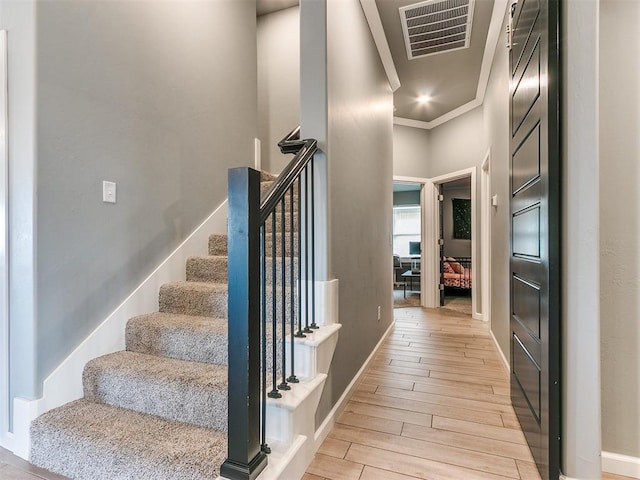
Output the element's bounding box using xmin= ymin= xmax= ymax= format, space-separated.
xmin=220 ymin=167 xmax=267 ymax=480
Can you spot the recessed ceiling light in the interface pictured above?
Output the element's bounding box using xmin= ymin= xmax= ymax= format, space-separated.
xmin=418 ymin=95 xmax=431 ymax=104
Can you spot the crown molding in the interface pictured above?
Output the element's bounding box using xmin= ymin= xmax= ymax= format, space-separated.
xmin=391 ymin=0 xmax=509 ymax=130
xmin=359 ymin=0 xmax=401 ymax=92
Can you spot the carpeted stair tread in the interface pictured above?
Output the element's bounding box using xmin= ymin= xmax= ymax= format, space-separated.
xmin=260 ymin=180 xmax=299 ymax=196
xmin=83 ymin=351 xmax=227 ymax=430
xmin=126 ymin=312 xmax=228 ymax=365
xmin=159 ymin=281 xmax=228 ymax=318
xmin=265 ymin=231 xmax=299 ymax=257
xmin=30 ymin=399 xmax=226 ymax=480
xmin=260 ymin=171 xmax=277 ymax=181
xmin=265 ymin=210 xmax=295 ymax=233
xmin=187 ymin=255 xmax=298 ymax=284
xmin=186 ymin=255 xmax=227 ymax=283
xmin=208 ymin=234 xmax=227 ymax=256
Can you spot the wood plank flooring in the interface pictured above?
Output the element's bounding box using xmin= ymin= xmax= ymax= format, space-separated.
xmin=305 ymin=306 xmax=631 ymax=480
xmin=0 ymin=305 xmax=634 ymax=480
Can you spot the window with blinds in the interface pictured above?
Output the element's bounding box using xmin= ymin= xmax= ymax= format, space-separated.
xmin=393 ymin=206 xmax=421 ymax=257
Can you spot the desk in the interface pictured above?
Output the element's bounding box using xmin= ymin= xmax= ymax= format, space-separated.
xmin=401 ymin=270 xmax=421 ymax=298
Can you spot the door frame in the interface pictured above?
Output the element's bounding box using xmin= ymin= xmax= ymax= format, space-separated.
xmin=481 ymin=149 xmax=491 ymax=326
xmin=425 ymin=167 xmax=481 ymax=320
xmin=0 ymin=30 xmax=9 ymax=447
xmin=393 ymin=175 xmax=429 ymax=307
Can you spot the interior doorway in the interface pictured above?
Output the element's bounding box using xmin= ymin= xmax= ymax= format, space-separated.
xmin=438 ymin=176 xmax=473 ymax=316
xmin=423 ymin=167 xmax=482 ymax=320
xmin=392 ymin=180 xmax=423 ymax=308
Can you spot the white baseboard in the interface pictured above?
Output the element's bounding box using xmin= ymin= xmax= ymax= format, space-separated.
xmin=603 ymin=451 xmax=640 ymax=479
xmin=10 ymin=200 xmax=228 ymax=460
xmin=490 ymin=329 xmax=510 ymax=374
xmin=313 ymin=320 xmax=395 ymax=450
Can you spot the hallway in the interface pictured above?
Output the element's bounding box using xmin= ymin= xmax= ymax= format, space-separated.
xmin=305 ymin=306 xmax=540 ymax=480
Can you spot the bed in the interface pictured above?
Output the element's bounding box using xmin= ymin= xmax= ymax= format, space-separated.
xmin=443 ymin=257 xmax=472 ymax=289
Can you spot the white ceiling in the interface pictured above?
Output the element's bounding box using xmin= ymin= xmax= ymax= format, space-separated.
xmin=257 ymin=0 xmax=507 ymax=130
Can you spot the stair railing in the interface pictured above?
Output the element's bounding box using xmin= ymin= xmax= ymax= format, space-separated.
xmin=221 ymin=127 xmax=318 ymax=480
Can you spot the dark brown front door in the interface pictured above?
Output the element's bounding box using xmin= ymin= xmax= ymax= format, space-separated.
xmin=509 ymin=0 xmax=560 ymax=479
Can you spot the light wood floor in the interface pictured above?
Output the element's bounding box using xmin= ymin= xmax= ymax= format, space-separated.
xmin=0 ymin=306 xmax=633 ymax=480
xmin=304 ymin=307 xmax=634 ymax=480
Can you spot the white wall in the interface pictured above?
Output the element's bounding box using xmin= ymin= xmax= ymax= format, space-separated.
xmin=599 ymin=0 xmax=640 ymax=464
xmin=0 ymin=0 xmax=38 ymax=417
xmin=257 ymin=6 xmax=300 ymax=174
xmin=563 ymin=0 xmax=602 ymax=477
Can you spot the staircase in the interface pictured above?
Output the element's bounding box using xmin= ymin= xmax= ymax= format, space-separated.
xmin=29 ymin=165 xmax=339 ymax=480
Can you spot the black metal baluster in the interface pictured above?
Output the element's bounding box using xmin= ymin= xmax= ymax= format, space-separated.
xmin=303 ymin=167 xmax=312 ymax=333
xmin=268 ymin=213 xmax=281 ymax=399
xmin=295 ymin=176 xmax=306 ymax=338
xmin=260 ymin=224 xmax=270 ymax=454
xmin=288 ymin=185 xmax=299 ymax=383
xmin=310 ymin=156 xmax=318 ymax=329
xmin=278 ymin=199 xmax=290 ymax=391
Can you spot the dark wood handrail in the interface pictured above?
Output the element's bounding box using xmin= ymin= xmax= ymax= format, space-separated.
xmin=259 ymin=127 xmax=317 ymax=223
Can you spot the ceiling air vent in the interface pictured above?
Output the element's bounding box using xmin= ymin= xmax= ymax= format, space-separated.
xmin=399 ymin=0 xmax=475 ymax=60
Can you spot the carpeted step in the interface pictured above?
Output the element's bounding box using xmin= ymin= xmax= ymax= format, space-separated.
xmin=260 ymin=180 xmax=300 ymax=196
xmin=186 ymin=255 xmax=298 ymax=285
xmin=265 ymin=231 xmax=299 ymax=257
xmin=83 ymin=351 xmax=227 ymax=431
xmin=260 ymin=171 xmax=277 ymax=182
xmin=159 ymin=281 xmax=227 ymax=318
xmin=126 ymin=312 xmax=228 ymax=365
xmin=208 ymin=234 xmax=227 ymax=256
xmin=207 ymin=232 xmax=301 ymax=258
xmin=264 ymin=210 xmax=295 ymax=233
xmin=30 ymin=399 xmax=226 ymax=480
xmin=186 ymin=255 xmax=227 ymax=283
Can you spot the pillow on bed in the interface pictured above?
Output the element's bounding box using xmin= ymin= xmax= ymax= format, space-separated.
xmin=443 ymin=262 xmax=455 ymax=274
xmin=446 ymin=257 xmax=465 ymax=274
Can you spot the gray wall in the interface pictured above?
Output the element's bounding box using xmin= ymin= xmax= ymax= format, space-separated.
xmin=307 ymin=0 xmax=394 ymax=425
xmin=599 ymin=0 xmax=640 ymax=459
xmin=30 ymin=0 xmax=258 ymax=395
xmin=393 ymin=124 xmax=430 ymax=178
xmin=257 ymin=6 xmax=300 ymax=174
xmin=427 ymin=106 xmax=484 ymax=178
xmin=482 ymin=7 xmax=510 ymax=360
xmin=442 ymin=185 xmax=472 ymax=259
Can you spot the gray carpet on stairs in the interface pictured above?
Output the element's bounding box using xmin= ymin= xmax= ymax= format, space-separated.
xmin=186 ymin=255 xmax=228 ymax=283
xmin=126 ymin=312 xmax=228 ymax=365
xmin=30 ymin=400 xmax=226 ymax=480
xmin=208 ymin=234 xmax=227 ymax=256
xmin=159 ymin=281 xmax=228 ymax=318
xmin=83 ymin=351 xmax=228 ymax=431
xmin=29 ymin=172 xmax=298 ymax=480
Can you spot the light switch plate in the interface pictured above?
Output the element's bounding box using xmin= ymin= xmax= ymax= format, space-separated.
xmin=103 ymin=181 xmax=116 ymax=203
